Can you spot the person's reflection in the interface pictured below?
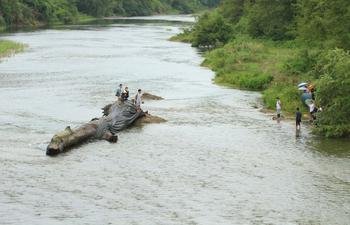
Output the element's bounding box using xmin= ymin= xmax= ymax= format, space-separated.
xmin=295 ymin=128 xmax=301 ymax=138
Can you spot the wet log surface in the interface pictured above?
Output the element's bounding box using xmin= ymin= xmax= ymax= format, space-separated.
xmin=47 ymin=96 xmax=165 ymax=156
xmin=142 ymin=92 xmax=164 ymax=100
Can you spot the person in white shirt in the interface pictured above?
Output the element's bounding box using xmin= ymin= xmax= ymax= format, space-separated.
xmin=309 ymin=102 xmax=318 ymax=121
xmin=276 ymin=97 xmax=282 ymax=120
xmin=135 ymin=89 xmax=143 ymax=111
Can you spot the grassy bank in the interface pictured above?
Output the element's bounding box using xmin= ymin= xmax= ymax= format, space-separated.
xmin=172 ymin=29 xmax=350 ymax=137
xmin=170 ymin=0 xmax=350 ymax=138
xmin=0 ymin=40 xmax=25 ymax=58
xmin=205 ymin=39 xmax=350 ymax=137
xmin=202 ymin=37 xmax=304 ymax=113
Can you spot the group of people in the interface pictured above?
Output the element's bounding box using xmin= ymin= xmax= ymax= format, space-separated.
xmin=275 ymin=97 xmax=303 ymax=130
xmin=274 ymin=80 xmax=324 ymax=131
xmin=275 ymin=97 xmax=321 ymax=132
xmin=115 ymin=84 xmax=143 ymax=111
xmin=299 ymin=81 xmax=319 ymax=121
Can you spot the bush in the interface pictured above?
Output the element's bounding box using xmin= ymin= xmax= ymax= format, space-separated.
xmin=0 ymin=0 xmax=78 ymax=26
xmin=170 ymin=0 xmax=196 ymax=14
xmin=296 ymin=0 xmax=350 ymax=50
xmin=169 ymin=27 xmax=194 ymax=43
xmin=217 ymin=72 xmax=273 ymax=90
xmin=0 ymin=40 xmax=25 ymax=57
xmin=33 ymin=0 xmax=78 ymax=24
xmin=314 ymin=49 xmax=350 ymax=137
xmin=191 ymin=11 xmax=233 ymax=48
xmin=75 ymin=0 xmax=113 ymax=17
xmin=263 ymin=85 xmax=301 ymax=113
xmin=283 ymin=49 xmax=320 ymax=76
xmin=219 ymin=0 xmax=245 ymax=23
xmin=203 ymin=38 xmax=275 ymax=90
xmin=245 ymin=0 xmax=296 ymax=40
xmin=0 ymin=0 xmax=35 ymax=26
xmin=203 ymin=39 xmax=265 ymax=70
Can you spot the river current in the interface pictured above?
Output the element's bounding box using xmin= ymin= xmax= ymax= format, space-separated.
xmin=0 ymin=16 xmax=349 ymax=225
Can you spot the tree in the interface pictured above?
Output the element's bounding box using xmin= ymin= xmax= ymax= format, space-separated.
xmin=0 ymin=0 xmax=34 ymax=26
xmin=23 ymin=0 xmax=78 ymax=24
xmin=199 ymin=0 xmax=221 ymax=7
xmin=192 ymin=11 xmax=232 ymax=48
xmin=245 ymin=0 xmax=296 ymax=40
xmin=314 ymin=49 xmax=350 ymax=137
xmin=296 ymin=0 xmax=350 ymax=50
xmin=75 ymin=0 xmax=113 ymax=17
xmin=219 ymin=0 xmax=245 ymax=23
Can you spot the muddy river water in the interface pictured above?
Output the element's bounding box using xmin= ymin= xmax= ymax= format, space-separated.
xmin=0 ymin=16 xmax=349 ymax=225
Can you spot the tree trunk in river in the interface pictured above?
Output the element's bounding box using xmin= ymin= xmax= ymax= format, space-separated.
xmin=46 ymin=99 xmax=165 ymax=156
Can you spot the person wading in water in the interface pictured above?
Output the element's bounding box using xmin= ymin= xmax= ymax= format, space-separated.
xmin=276 ymin=97 xmax=282 ymax=122
xmin=296 ymin=107 xmax=302 ymax=131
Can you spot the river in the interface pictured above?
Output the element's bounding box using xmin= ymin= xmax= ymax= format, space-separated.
xmin=0 ymin=16 xmax=349 ymax=225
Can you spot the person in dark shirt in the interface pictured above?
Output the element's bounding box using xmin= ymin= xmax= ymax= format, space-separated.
xmin=121 ymin=86 xmax=129 ymax=102
xmin=296 ymin=107 xmax=302 ymax=130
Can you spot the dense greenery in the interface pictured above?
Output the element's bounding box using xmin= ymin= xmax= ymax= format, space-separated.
xmin=203 ymin=37 xmax=275 ymax=90
xmin=174 ymin=0 xmax=350 ymax=137
xmin=313 ymin=49 xmax=350 ymax=137
xmin=0 ymin=0 xmax=220 ymax=28
xmin=296 ymin=0 xmax=350 ymax=50
xmin=191 ymin=11 xmax=232 ymax=48
xmin=0 ymin=0 xmax=79 ymax=27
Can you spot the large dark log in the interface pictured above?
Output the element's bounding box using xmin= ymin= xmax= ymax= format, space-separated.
xmin=46 ymin=99 xmax=164 ymax=156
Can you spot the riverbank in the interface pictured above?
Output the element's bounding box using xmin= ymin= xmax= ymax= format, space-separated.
xmin=170 ymin=0 xmax=350 ymax=138
xmin=0 ymin=40 xmax=25 ymax=59
xmin=172 ymin=30 xmax=350 ymax=138
xmin=172 ymin=35 xmax=307 ymax=115
xmin=202 ymin=37 xmax=304 ymax=113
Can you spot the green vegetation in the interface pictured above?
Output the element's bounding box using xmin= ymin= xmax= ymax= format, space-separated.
xmin=296 ymin=0 xmax=350 ymax=50
xmin=0 ymin=0 xmax=220 ymax=28
xmin=0 ymin=39 xmax=25 ymax=58
xmin=0 ymin=0 xmax=79 ymax=27
xmin=203 ymin=38 xmax=284 ymax=90
xmin=186 ymin=11 xmax=232 ymax=48
xmin=313 ymin=49 xmax=350 ymax=137
xmin=174 ymin=0 xmax=350 ymax=137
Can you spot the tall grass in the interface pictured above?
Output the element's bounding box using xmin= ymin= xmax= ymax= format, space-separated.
xmin=0 ymin=40 xmax=25 ymax=58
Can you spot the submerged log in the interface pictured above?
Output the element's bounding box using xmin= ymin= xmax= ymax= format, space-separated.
xmin=134 ymin=113 xmax=167 ymax=126
xmin=46 ymin=100 xmax=164 ymax=156
xmin=142 ymin=92 xmax=164 ymax=100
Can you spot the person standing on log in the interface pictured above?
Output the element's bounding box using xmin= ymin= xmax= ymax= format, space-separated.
xmin=121 ymin=86 xmax=129 ymax=102
xmin=135 ymin=89 xmax=143 ymax=111
xmin=116 ymin=83 xmax=122 ymax=99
